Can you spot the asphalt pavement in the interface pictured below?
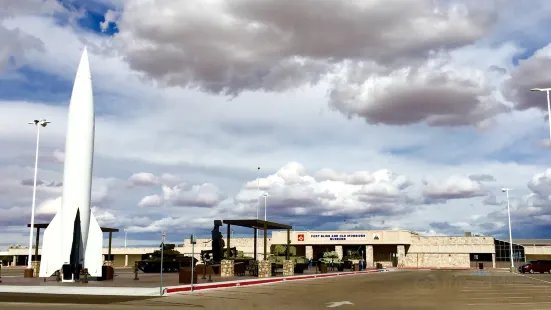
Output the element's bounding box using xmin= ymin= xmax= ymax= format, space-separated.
xmin=2 ymin=270 xmax=551 ymax=309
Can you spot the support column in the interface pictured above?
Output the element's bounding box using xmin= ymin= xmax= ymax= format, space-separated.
xmin=305 ymin=246 xmax=313 ymax=260
xmin=335 ymin=246 xmax=343 ymax=259
xmin=263 ymin=222 xmax=267 ymax=260
xmin=104 ymin=232 xmax=113 ymax=266
xmin=286 ymin=229 xmax=290 ymax=260
xmin=226 ymin=224 xmax=231 ymax=259
xmin=397 ymin=245 xmax=405 ymax=267
xmin=492 ymin=253 xmax=496 ymax=268
xmin=365 ymin=245 xmax=374 ymax=268
xmin=254 ymin=228 xmax=257 ymax=261
xmin=125 ymin=255 xmax=128 ymax=267
xmin=34 ymin=227 xmax=40 ymax=260
xmin=12 ymin=256 xmax=16 ymax=267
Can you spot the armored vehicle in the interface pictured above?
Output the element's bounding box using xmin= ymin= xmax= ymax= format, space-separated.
xmin=269 ymin=244 xmax=309 ymax=273
xmin=319 ymin=251 xmax=344 ymax=271
xmin=136 ymin=243 xmax=197 ymax=273
xmin=343 ymin=247 xmax=363 ymax=269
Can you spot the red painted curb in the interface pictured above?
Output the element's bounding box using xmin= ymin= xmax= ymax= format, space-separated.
xmin=165 ymin=270 xmax=385 ymax=295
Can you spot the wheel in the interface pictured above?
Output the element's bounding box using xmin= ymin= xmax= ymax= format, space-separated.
xmin=529 ymin=269 xmax=534 ymax=274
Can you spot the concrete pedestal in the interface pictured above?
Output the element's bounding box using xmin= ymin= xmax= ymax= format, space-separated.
xmin=258 ymin=260 xmax=271 ymax=278
xmin=221 ymin=259 xmax=234 ymax=277
xmin=31 ymin=261 xmax=40 ymax=278
xmin=283 ymin=260 xmax=294 ymax=276
xmin=23 ymin=268 xmax=33 ymax=278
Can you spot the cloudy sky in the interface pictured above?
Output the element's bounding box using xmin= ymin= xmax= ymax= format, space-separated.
xmin=2 ymin=0 xmax=551 ymax=249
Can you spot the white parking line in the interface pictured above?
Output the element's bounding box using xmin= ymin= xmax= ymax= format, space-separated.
xmin=517 ymin=274 xmax=551 ymax=285
xmin=467 ymin=301 xmax=551 ymax=306
xmin=466 ymin=296 xmax=533 ymax=300
xmin=461 ymin=293 xmax=537 ymax=296
xmin=461 ymin=287 xmax=551 ymax=292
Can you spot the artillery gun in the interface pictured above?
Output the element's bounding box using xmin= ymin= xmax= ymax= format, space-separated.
xmin=136 ymin=243 xmax=197 ymax=273
xmin=268 ymin=244 xmax=309 ymax=274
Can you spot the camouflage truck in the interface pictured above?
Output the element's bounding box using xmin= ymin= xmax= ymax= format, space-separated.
xmin=319 ymin=251 xmax=344 ymax=271
xmin=269 ymin=244 xmax=309 ymax=274
xmin=136 ymin=243 xmax=198 ymax=273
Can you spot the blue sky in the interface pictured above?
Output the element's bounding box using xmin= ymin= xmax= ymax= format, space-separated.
xmin=2 ymin=0 xmax=551 ymax=249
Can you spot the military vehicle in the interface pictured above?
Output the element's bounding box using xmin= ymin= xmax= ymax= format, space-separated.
xmin=318 ymin=251 xmax=344 ymax=271
xmin=136 ymin=243 xmax=198 ymax=273
xmin=343 ymin=247 xmax=363 ymax=269
xmin=268 ymin=244 xmax=309 ymax=273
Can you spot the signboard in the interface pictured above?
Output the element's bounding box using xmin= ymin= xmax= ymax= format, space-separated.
xmin=297 ymin=234 xmax=305 ymax=242
xmin=373 ymin=232 xmax=381 ymax=240
xmin=310 ymin=233 xmax=367 ymax=241
xmin=190 ymin=234 xmax=197 ymax=244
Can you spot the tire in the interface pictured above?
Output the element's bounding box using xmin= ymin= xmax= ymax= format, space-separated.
xmin=529 ymin=269 xmax=534 ymax=274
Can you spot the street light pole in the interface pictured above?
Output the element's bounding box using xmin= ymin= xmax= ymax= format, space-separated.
xmin=263 ymin=192 xmax=269 ymax=222
xmin=531 ymin=88 xmax=551 ymax=141
xmin=26 ymin=119 xmax=50 ymax=275
xmin=124 ymin=229 xmax=128 ymax=248
xmin=501 ymin=187 xmax=515 ymax=272
xmin=160 ymin=231 xmax=166 ymax=296
xmin=257 ymin=167 xmax=260 ymax=220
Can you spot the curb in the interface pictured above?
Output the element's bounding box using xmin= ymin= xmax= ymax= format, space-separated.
xmin=164 ymin=269 xmax=388 ymax=295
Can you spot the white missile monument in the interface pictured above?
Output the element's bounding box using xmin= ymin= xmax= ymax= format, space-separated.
xmin=39 ymin=47 xmax=104 ymax=281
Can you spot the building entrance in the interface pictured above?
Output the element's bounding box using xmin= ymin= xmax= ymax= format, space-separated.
xmin=374 ymin=245 xmax=398 ymax=267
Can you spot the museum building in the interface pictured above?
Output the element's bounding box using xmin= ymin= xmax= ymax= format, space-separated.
xmin=0 ymin=229 xmax=536 ymax=269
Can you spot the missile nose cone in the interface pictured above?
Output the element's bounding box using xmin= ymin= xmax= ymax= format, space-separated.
xmin=76 ymin=47 xmax=91 ymax=80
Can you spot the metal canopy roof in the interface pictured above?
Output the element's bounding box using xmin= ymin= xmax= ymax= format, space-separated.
xmin=28 ymin=223 xmax=119 ymax=233
xmin=222 ymin=219 xmax=292 ymax=230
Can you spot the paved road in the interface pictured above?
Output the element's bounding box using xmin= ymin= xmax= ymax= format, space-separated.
xmin=3 ymin=270 xmax=551 ymax=309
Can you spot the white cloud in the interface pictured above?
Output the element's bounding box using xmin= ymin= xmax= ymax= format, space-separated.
xmin=2 ymin=1 xmax=551 ymax=245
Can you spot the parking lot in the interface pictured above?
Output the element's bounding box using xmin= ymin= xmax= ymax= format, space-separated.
xmin=3 ymin=270 xmax=551 ymax=309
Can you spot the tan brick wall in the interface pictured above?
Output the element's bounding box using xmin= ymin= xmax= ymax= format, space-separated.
xmin=411 ymin=236 xmax=494 ymax=246
xmin=404 ymin=253 xmax=470 ymax=268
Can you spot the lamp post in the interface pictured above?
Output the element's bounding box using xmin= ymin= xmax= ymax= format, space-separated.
xmin=501 ymin=187 xmax=515 ymax=272
xmin=263 ymin=192 xmax=270 ymax=222
xmin=160 ymin=231 xmax=166 ymax=296
xmin=531 ymin=88 xmax=551 ymax=141
xmin=256 ymin=167 xmax=260 ymax=219
xmin=124 ymin=229 xmax=128 ymax=247
xmin=26 ymin=119 xmax=50 ymax=276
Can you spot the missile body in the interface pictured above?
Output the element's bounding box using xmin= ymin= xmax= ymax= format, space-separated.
xmin=39 ymin=48 xmax=103 ymax=280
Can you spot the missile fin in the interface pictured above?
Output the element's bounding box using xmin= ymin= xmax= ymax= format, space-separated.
xmin=84 ymin=211 xmax=103 ymax=277
xmin=38 ymin=212 xmax=64 ymax=277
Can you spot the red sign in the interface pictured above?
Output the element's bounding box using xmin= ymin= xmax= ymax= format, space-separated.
xmin=297 ymin=234 xmax=305 ymax=242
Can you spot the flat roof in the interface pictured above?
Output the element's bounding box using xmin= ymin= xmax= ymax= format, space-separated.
xmin=223 ymin=219 xmax=292 ymax=230
xmin=27 ymin=223 xmax=119 ymax=233
xmin=513 ymin=239 xmax=551 ymax=245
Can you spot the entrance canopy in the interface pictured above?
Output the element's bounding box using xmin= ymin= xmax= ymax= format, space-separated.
xmin=222 ymin=219 xmax=292 ymax=261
